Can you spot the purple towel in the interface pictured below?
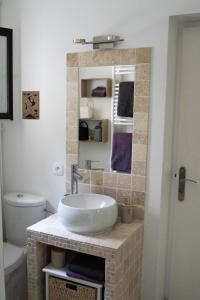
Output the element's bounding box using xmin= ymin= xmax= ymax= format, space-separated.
xmin=91 ymin=86 xmax=106 ymax=97
xmin=111 ymin=132 xmax=132 ymax=173
xmin=68 ymin=253 xmax=105 ymax=282
xmin=66 ymin=268 xmax=104 ymax=285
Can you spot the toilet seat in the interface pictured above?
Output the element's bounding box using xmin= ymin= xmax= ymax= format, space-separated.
xmin=3 ymin=242 xmax=26 ymax=276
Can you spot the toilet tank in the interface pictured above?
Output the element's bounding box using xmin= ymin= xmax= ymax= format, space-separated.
xmin=4 ymin=193 xmax=46 ymax=247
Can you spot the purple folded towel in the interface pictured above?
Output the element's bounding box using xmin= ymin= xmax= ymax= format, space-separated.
xmin=91 ymin=86 xmax=106 ymax=97
xmin=68 ymin=253 xmax=105 ymax=282
xmin=66 ymin=268 xmax=104 ymax=285
xmin=111 ymin=132 xmax=132 ymax=173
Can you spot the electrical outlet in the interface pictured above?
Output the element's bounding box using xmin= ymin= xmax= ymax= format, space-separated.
xmin=52 ymin=162 xmax=64 ymax=176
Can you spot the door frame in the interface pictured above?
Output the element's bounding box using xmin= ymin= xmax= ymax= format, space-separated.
xmin=164 ymin=16 xmax=200 ymax=300
xmin=0 ymin=123 xmax=5 ymax=299
xmin=0 ymin=195 xmax=5 ymax=300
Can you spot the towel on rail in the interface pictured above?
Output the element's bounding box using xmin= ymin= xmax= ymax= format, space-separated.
xmin=117 ymin=81 xmax=134 ymax=117
xmin=111 ymin=132 xmax=132 ymax=173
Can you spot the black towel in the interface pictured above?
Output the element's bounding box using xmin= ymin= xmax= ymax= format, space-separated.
xmin=68 ymin=253 xmax=105 ymax=282
xmin=117 ymin=81 xmax=134 ymax=117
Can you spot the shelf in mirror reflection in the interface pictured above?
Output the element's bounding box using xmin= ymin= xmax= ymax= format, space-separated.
xmin=78 ymin=65 xmax=135 ymax=173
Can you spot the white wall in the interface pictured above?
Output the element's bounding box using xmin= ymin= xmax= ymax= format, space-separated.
xmin=0 ymin=199 xmax=5 ymax=300
xmin=0 ymin=176 xmax=5 ymax=300
xmin=0 ymin=5 xmax=5 ymax=300
xmin=1 ymin=1 xmax=200 ymax=300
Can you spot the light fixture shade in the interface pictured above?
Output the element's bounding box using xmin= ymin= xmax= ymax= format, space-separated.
xmin=73 ymin=35 xmax=124 ymax=49
xmin=73 ymin=38 xmax=86 ymax=44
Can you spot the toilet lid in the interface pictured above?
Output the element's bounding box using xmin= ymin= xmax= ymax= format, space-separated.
xmin=4 ymin=193 xmax=46 ymax=207
xmin=3 ymin=242 xmax=25 ymax=275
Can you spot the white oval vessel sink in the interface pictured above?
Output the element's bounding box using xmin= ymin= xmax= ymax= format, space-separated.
xmin=57 ymin=193 xmax=118 ymax=234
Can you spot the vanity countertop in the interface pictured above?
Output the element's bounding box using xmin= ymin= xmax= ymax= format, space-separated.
xmin=27 ymin=214 xmax=144 ymax=300
xmin=27 ymin=214 xmax=143 ymax=251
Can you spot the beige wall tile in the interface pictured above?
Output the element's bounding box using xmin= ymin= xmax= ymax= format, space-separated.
xmin=104 ymin=49 xmax=121 ymax=65
xmin=117 ymin=174 xmax=131 ymax=189
xmin=136 ymin=48 xmax=151 ymax=64
xmin=135 ymin=81 xmax=150 ymax=97
xmin=66 ymin=154 xmax=78 ymax=166
xmin=92 ymin=51 xmax=106 ymax=66
xmin=135 ymin=64 xmax=150 ymax=81
xmin=67 ymin=67 xmax=79 ymax=82
xmin=78 ymin=169 xmax=91 ymax=184
xmin=91 ymin=171 xmax=103 ymax=186
xmin=67 ymin=110 xmax=79 ymax=126
xmin=66 ymin=181 xmax=71 ymax=193
xmin=133 ymin=130 xmax=148 ymax=144
xmin=92 ymin=49 xmax=121 ymax=66
xmin=66 ymin=167 xmax=72 ymax=187
xmin=103 ymin=187 xmax=117 ymax=199
xmin=134 ymin=97 xmax=149 ymax=113
xmin=66 ymin=82 xmax=79 ymax=111
xmin=120 ymin=48 xmax=136 ymax=65
xmin=66 ymin=140 xmax=78 ymax=155
xmin=67 ymin=53 xmax=79 ymax=67
xmin=134 ymin=112 xmax=148 ymax=131
xmin=78 ymin=51 xmax=94 ymax=67
xmin=132 ymin=161 xmax=146 ymax=176
xmin=66 ymin=125 xmax=78 ymax=141
xmin=91 ymin=185 xmax=104 ymax=194
xmin=103 ymin=172 xmax=117 ymax=188
xmin=132 ymin=192 xmax=145 ymax=205
xmin=78 ymin=183 xmax=91 ymax=193
xmin=132 ymin=175 xmax=146 ymax=192
xmin=116 ymin=189 xmax=132 ymax=204
xmin=132 ymin=144 xmax=147 ymax=162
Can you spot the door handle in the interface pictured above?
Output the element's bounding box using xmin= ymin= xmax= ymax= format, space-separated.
xmin=179 ymin=178 xmax=198 ymax=184
xmin=178 ymin=167 xmax=198 ymax=201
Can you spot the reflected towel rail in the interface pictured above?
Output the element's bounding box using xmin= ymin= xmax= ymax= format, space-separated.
xmin=112 ymin=65 xmax=135 ymax=126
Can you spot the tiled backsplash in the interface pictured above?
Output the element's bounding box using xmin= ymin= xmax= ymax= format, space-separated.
xmin=66 ymin=48 xmax=151 ymax=216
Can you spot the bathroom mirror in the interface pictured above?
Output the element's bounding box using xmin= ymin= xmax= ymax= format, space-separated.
xmin=0 ymin=27 xmax=13 ymax=120
xmin=66 ymin=48 xmax=150 ymax=183
xmin=78 ymin=65 xmax=135 ymax=172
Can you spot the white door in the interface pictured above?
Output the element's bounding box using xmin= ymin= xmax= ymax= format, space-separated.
xmin=0 ymin=207 xmax=5 ymax=300
xmin=168 ymin=25 xmax=200 ymax=300
xmin=0 ymin=189 xmax=5 ymax=300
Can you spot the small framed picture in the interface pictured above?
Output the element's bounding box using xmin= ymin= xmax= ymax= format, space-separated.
xmin=22 ymin=91 xmax=40 ymax=119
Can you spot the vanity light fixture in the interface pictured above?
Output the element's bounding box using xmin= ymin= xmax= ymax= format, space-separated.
xmin=73 ymin=35 xmax=124 ymax=50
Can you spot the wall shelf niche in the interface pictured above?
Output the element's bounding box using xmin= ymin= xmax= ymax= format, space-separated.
xmin=79 ymin=119 xmax=108 ymax=143
xmin=81 ymin=78 xmax=112 ymax=98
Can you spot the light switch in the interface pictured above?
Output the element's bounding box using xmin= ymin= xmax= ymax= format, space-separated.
xmin=52 ymin=162 xmax=64 ymax=176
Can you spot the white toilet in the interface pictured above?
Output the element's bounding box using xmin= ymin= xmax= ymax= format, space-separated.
xmin=3 ymin=193 xmax=46 ymax=300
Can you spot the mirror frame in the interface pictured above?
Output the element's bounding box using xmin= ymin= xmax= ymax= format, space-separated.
xmin=0 ymin=27 xmax=13 ymax=120
xmin=66 ymin=48 xmax=151 ymax=207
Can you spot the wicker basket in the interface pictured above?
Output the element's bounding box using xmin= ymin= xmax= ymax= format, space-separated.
xmin=49 ymin=276 xmax=97 ymax=300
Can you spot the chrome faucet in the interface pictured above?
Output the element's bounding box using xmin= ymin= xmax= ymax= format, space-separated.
xmin=71 ymin=164 xmax=82 ymax=194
